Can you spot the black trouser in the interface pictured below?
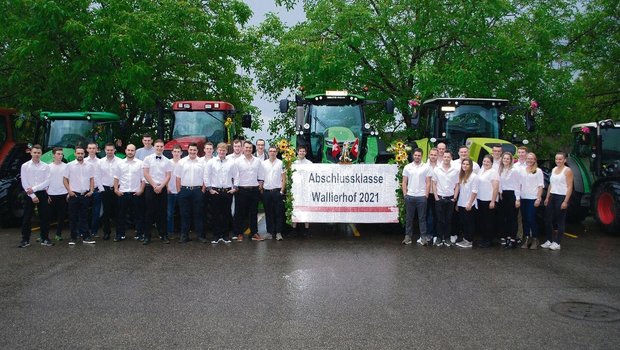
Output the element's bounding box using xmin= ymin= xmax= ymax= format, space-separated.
xmin=434 ymin=197 xmax=455 ymax=242
xmin=477 ymin=200 xmax=496 ymax=242
xmin=68 ymin=193 xmax=90 ymax=240
xmin=178 ymin=187 xmax=204 ymax=240
xmin=21 ymin=190 xmax=50 ymax=243
xmin=210 ymin=189 xmax=233 ymax=240
xmin=545 ymin=194 xmax=567 ymax=244
xmin=426 ymin=195 xmax=437 ymax=238
xmin=498 ymin=190 xmax=518 ymax=239
xmin=144 ymin=185 xmax=168 ymax=241
xmin=116 ymin=192 xmax=144 ymax=239
xmin=48 ymin=194 xmax=67 ymax=237
xmin=264 ymin=189 xmax=284 ymax=235
xmin=100 ymin=186 xmax=116 ymax=237
xmin=202 ymin=191 xmax=212 ymax=239
xmin=234 ymin=187 xmax=259 ymax=236
xmin=458 ymin=206 xmax=476 ymax=242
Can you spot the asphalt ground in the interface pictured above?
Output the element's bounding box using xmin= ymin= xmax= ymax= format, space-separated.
xmin=1 ymin=217 xmax=619 ymax=349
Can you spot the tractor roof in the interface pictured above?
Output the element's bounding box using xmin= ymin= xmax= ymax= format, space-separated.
xmin=422 ymin=97 xmax=509 ymax=107
xmin=40 ymin=111 xmax=120 ymax=121
xmin=305 ymin=91 xmax=366 ymax=105
xmin=172 ymin=101 xmax=235 ymax=111
xmin=572 ymin=120 xmax=620 ymax=131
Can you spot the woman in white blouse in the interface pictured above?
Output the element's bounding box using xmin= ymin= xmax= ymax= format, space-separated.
xmin=519 ymin=152 xmax=544 ymax=249
xmin=477 ymin=155 xmax=500 ymax=248
xmin=542 ymin=152 xmax=573 ymax=250
xmin=455 ymin=158 xmax=478 ymax=248
xmin=498 ymin=152 xmax=520 ymax=249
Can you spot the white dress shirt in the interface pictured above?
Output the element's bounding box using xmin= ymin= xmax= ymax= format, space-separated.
xmin=235 ymin=156 xmax=264 ymax=187
xmin=143 ymin=153 xmax=172 ymax=185
xmin=136 ymin=147 xmax=155 ymax=161
xmin=293 ymin=158 xmax=312 ymax=165
xmin=262 ymin=158 xmax=284 ymax=190
xmin=402 ymin=161 xmax=430 ymax=197
xmin=204 ymin=157 xmax=238 ymax=189
xmin=457 ymin=173 xmax=479 ymax=208
xmin=477 ymin=167 xmax=499 ymax=201
xmin=499 ymin=167 xmax=521 ymax=199
xmin=20 ymin=160 xmax=50 ymax=199
xmin=99 ymin=156 xmax=121 ymax=187
xmin=47 ymin=162 xmax=68 ymax=195
xmin=175 ymin=157 xmax=204 ymax=187
xmin=114 ymin=158 xmax=144 ymax=192
xmin=168 ymin=159 xmax=182 ymax=194
xmin=520 ymin=167 xmax=544 ymax=200
xmin=452 ymin=158 xmax=481 ymax=173
xmin=64 ymin=160 xmax=95 ymax=193
xmin=85 ymin=155 xmax=103 ymax=191
xmin=226 ymin=153 xmax=242 ymax=160
xmin=432 ymin=165 xmax=459 ymax=197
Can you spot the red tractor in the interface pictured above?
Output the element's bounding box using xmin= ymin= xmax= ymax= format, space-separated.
xmin=159 ymin=100 xmax=251 ymax=157
xmin=0 ymin=108 xmax=30 ymax=227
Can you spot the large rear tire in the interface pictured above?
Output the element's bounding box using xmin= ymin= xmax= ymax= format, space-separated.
xmin=567 ymin=191 xmax=588 ymax=223
xmin=592 ymin=181 xmax=620 ymax=234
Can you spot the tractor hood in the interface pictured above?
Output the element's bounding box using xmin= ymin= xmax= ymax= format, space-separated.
xmin=466 ymin=137 xmax=516 ymax=163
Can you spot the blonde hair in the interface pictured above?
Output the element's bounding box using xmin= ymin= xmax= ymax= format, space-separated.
xmin=459 ymin=158 xmax=474 ymax=184
xmin=498 ymin=151 xmax=514 ymax=175
xmin=526 ymin=152 xmax=539 ymax=174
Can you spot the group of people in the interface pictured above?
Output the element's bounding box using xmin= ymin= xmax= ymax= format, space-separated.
xmin=18 ymin=135 xmax=314 ymax=248
xmin=401 ymin=143 xmax=573 ymax=251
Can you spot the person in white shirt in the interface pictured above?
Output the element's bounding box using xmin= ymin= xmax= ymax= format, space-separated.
xmin=491 ymin=144 xmax=503 ymax=170
xmin=226 ymin=139 xmax=243 ymax=160
xmin=476 ymin=155 xmax=500 ymax=248
xmin=167 ymin=145 xmax=183 ymax=236
xmin=513 ymin=145 xmax=528 ymax=242
xmin=98 ymin=143 xmax=121 ymax=241
xmin=432 ymin=151 xmax=459 ymax=246
xmin=202 ymin=142 xmax=215 ymax=161
xmin=64 ymin=145 xmax=95 ymax=245
xmin=542 ymin=152 xmax=573 ymax=250
xmin=401 ymin=148 xmax=430 ymax=245
xmin=204 ymin=142 xmax=238 ymax=243
xmin=292 ymin=145 xmax=312 ymax=236
xmin=113 ymin=144 xmax=145 ymax=242
xmin=86 ymin=142 xmax=103 ymax=238
xmin=452 ymin=145 xmax=481 ymax=173
xmin=143 ymin=139 xmax=172 ymax=245
xmin=436 ymin=142 xmax=447 ymax=160
xmin=175 ymin=143 xmax=206 ymax=243
xmin=200 ymin=141 xmax=215 ymax=239
xmin=254 ymin=139 xmax=268 ymax=160
xmin=47 ymin=147 xmax=67 ymax=242
xmin=19 ymin=144 xmax=51 ymax=247
xmin=519 ymin=152 xmax=544 ymax=249
xmin=455 ymin=158 xmax=479 ymax=248
xmin=498 ymin=152 xmax=521 ymax=248
xmin=135 ymin=134 xmax=155 ymax=160
xmin=261 ymin=146 xmax=286 ymax=241
xmin=425 ymin=147 xmax=439 ymax=245
xmin=233 ymin=141 xmax=265 ymax=242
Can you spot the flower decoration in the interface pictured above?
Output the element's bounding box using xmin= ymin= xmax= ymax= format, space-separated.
xmin=387 ymin=139 xmax=410 ymax=226
xmin=224 ymin=117 xmax=233 ymax=143
xmin=224 ymin=117 xmax=233 ymax=127
xmin=580 ymin=126 xmax=590 ymax=134
xmin=276 ymin=139 xmax=297 ymax=225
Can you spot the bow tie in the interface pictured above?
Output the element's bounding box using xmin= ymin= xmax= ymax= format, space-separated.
xmin=156 ymin=156 xmax=162 ymax=160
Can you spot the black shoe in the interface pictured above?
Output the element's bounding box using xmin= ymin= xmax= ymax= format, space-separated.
xmin=505 ymin=240 xmax=516 ymax=249
xmin=41 ymin=240 xmax=54 ymax=247
xmin=18 ymin=241 xmax=30 ymax=248
xmin=179 ymin=236 xmax=189 ymax=244
xmin=103 ymin=233 xmax=110 ymax=241
xmin=162 ymin=237 xmax=170 ymax=244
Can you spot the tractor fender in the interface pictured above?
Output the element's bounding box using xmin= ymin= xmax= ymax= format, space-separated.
xmin=591 ymin=178 xmax=620 ymax=234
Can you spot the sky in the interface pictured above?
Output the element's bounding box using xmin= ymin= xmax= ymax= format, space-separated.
xmin=242 ymin=1 xmax=305 ymax=143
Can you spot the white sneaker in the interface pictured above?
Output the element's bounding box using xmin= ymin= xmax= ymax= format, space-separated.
xmin=416 ymin=237 xmax=423 ymax=245
xmin=263 ymin=233 xmax=273 ymax=240
xmin=276 ymin=233 xmax=283 ymax=241
xmin=456 ymin=239 xmax=472 ymax=248
xmin=211 ymin=240 xmax=218 ymax=244
xmin=402 ymin=236 xmax=412 ymax=245
xmin=434 ymin=238 xmax=443 ymax=247
xmin=232 ymin=236 xmax=238 ymax=240
xmin=433 ymin=237 xmax=439 ymax=246
xmin=541 ymin=240 xmax=552 ymax=249
xmin=450 ymin=235 xmax=457 ymax=244
xmin=443 ymin=240 xmax=452 ymax=247
xmin=549 ymin=242 xmax=561 ymax=250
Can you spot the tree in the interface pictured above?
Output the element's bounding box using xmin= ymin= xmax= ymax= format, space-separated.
xmin=251 ymin=0 xmax=580 ymax=154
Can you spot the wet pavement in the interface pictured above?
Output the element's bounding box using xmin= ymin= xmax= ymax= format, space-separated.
xmin=1 ymin=218 xmax=619 ymax=349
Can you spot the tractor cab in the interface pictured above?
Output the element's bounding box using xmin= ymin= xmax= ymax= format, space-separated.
xmin=38 ymin=111 xmax=122 ymax=163
xmin=412 ymin=98 xmax=516 ymax=163
xmin=280 ymin=90 xmax=393 ymax=163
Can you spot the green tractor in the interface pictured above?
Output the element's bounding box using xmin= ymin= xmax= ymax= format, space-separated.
xmin=36 ymin=111 xmax=124 ymax=163
xmin=409 ymin=98 xmax=534 ymax=163
xmin=279 ymin=90 xmax=394 ymax=163
xmin=567 ymin=120 xmax=620 ymax=233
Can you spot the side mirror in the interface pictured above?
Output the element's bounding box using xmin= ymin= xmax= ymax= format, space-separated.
xmin=525 ymin=110 xmax=535 ymax=132
xmin=279 ymin=99 xmax=289 ymax=113
xmin=295 ymin=106 xmax=305 ymax=130
xmin=242 ymin=114 xmax=252 ymax=128
xmin=385 ymin=99 xmax=394 ymax=114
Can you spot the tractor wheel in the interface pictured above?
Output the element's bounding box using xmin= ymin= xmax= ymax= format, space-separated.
xmin=1 ymin=183 xmax=25 ymax=227
xmin=592 ymin=181 xmax=620 ymax=234
xmin=567 ymin=191 xmax=588 ymax=223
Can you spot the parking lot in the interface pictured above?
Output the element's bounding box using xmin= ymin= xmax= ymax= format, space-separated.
xmin=1 ymin=219 xmax=619 ymax=349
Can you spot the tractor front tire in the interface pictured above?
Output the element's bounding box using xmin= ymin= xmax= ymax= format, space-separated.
xmin=592 ymin=181 xmax=620 ymax=234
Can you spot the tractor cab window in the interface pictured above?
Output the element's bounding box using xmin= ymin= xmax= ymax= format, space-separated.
xmin=173 ymin=111 xmax=226 ymax=144
xmin=600 ymin=128 xmax=620 ymax=164
xmin=443 ymin=105 xmax=499 ymax=149
xmin=307 ymin=104 xmax=363 ymax=159
xmin=46 ymin=120 xmax=93 ymax=148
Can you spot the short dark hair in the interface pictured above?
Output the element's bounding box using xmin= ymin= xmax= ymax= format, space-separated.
xmin=104 ymin=142 xmax=115 ymax=148
xmin=413 ymin=147 xmax=423 ymax=155
xmin=31 ymin=144 xmax=42 ymax=151
xmin=154 ymin=139 xmax=164 ymax=145
xmin=297 ymin=145 xmax=308 ymax=152
xmin=52 ymin=147 xmax=63 ymax=154
xmin=188 ymin=142 xmax=198 ymax=149
xmin=75 ymin=145 xmax=85 ymax=152
xmin=173 ymin=145 xmax=182 ymax=151
xmin=142 ymin=134 xmax=152 ymax=139
xmin=244 ymin=140 xmax=253 ymax=147
xmin=205 ymin=141 xmax=213 ymax=147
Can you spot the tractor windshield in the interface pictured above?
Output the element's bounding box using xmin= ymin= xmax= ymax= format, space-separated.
xmin=46 ymin=120 xmax=95 ymax=148
xmin=308 ymin=104 xmax=363 ymax=138
xmin=444 ymin=105 xmax=500 ymax=148
xmin=601 ymin=128 xmax=620 ymax=163
xmin=173 ymin=111 xmax=226 ymax=144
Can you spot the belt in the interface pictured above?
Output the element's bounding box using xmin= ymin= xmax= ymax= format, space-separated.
xmin=213 ymin=187 xmax=231 ymax=192
xmin=437 ymin=195 xmax=454 ymax=200
xmin=74 ymin=191 xmax=89 ymax=196
xmin=238 ymin=186 xmax=258 ymax=190
xmin=181 ymin=186 xmax=201 ymax=190
xmin=264 ymin=188 xmax=281 ymax=192
xmin=103 ymin=185 xmax=113 ymax=191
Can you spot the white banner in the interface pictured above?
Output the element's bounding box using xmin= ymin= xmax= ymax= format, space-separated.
xmin=291 ymin=164 xmax=399 ymax=223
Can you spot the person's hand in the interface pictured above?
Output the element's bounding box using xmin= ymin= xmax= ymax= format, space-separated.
xmin=490 ymin=201 xmax=495 ymax=209
xmin=544 ymin=198 xmax=549 ymax=206
xmin=26 ymin=187 xmax=34 ymax=195
xmin=561 ymin=201 xmax=568 ymax=210
xmin=466 ymin=204 xmax=472 ymax=211
xmin=85 ymin=190 xmax=93 ymax=197
xmin=534 ymin=198 xmax=541 ymax=207
xmin=32 ymin=196 xmax=39 ymax=204
xmin=515 ymin=199 xmax=521 ymax=209
xmin=115 ymin=190 xmax=123 ymax=197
